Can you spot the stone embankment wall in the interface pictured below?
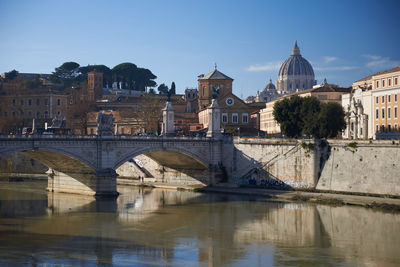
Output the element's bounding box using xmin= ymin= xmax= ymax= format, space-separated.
xmin=317 ymin=140 xmax=400 ymax=196
xmin=0 ymin=152 xmax=47 ymax=175
xmin=232 ymin=138 xmax=400 ymax=196
xmin=228 ymin=138 xmax=320 ymax=188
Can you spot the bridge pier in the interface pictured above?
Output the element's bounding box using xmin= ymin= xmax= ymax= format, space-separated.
xmin=46 ymin=168 xmax=118 ymax=197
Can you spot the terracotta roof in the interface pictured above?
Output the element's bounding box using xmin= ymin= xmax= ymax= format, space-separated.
xmin=355 ymin=65 xmax=400 ymax=83
xmin=198 ymin=68 xmax=233 ymax=80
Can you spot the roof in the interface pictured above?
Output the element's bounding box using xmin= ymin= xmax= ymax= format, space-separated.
xmin=198 ymin=68 xmax=233 ymax=80
xmin=355 ymin=65 xmax=400 ymax=83
xmin=284 ymin=85 xmax=351 ymax=98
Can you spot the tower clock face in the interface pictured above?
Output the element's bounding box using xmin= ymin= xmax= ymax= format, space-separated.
xmin=225 ymin=97 xmax=234 ymax=106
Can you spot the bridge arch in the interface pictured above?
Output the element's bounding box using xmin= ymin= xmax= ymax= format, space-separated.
xmin=113 ymin=146 xmax=209 ymax=171
xmin=1 ymin=146 xmax=96 ymax=174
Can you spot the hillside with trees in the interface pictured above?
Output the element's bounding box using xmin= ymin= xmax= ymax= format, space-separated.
xmin=50 ymin=62 xmax=157 ymax=91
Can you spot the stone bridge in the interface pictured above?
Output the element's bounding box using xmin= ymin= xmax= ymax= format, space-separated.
xmin=0 ymin=135 xmax=226 ymax=196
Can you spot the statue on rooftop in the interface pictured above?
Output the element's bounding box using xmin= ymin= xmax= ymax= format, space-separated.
xmin=211 ymin=85 xmax=220 ymax=99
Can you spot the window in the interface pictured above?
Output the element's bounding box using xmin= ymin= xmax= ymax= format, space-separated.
xmin=395 ymin=94 xmax=398 ymax=102
xmin=222 ymin=113 xmax=228 ymax=124
xmin=395 ymin=107 xmax=398 ymax=119
xmin=382 ymin=108 xmax=385 ymax=119
xmin=36 ymin=111 xmax=40 ymax=119
xmin=28 ymin=99 xmax=32 ymax=106
xmin=389 ymin=79 xmax=392 ymax=86
xmin=395 ymin=124 xmax=398 ymax=132
xmin=202 ymin=86 xmax=206 ymax=97
xmin=12 ymin=111 xmax=15 ymax=117
xmin=57 ymin=99 xmax=61 ymax=106
xmin=57 ymin=111 xmax=61 ymax=116
xmin=36 ymin=99 xmax=40 ymax=106
xmin=382 ymin=96 xmax=385 ymax=103
xmin=376 ymin=81 xmax=379 ymax=88
xmin=382 ymin=80 xmax=385 ymax=87
xmin=389 ymin=95 xmax=391 ymax=103
xmin=376 ymin=97 xmax=379 ymax=104
xmin=44 ymin=111 xmax=48 ymax=118
xmin=90 ymin=128 xmax=94 ymax=135
xmin=44 ymin=99 xmax=48 ymax=105
xmin=12 ymin=99 xmax=16 ymax=106
xmin=121 ymin=128 xmax=125 ymax=135
xmin=20 ymin=100 xmax=24 ymax=106
xmin=242 ymin=113 xmax=248 ymax=123
xmin=28 ymin=111 xmax=32 ymax=117
xmin=232 ymin=113 xmax=238 ymax=123
xmin=388 ymin=108 xmax=391 ymax=119
xmin=395 ymin=78 xmax=398 ymax=85
xmin=376 ymin=109 xmax=379 ymax=119
xmin=376 ymin=125 xmax=379 ymax=133
xmin=388 ymin=124 xmax=392 ymax=132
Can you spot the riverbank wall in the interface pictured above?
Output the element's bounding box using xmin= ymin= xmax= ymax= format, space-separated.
xmin=231 ymin=138 xmax=400 ymax=196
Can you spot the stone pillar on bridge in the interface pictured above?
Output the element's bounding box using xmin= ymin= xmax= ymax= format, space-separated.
xmin=46 ymin=168 xmax=118 ymax=197
xmin=207 ymin=99 xmax=221 ymax=138
xmin=162 ymin=101 xmax=175 ymax=136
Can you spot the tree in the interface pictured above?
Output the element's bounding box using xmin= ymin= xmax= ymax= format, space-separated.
xmin=51 ymin=62 xmax=80 ymax=86
xmin=316 ymin=102 xmax=346 ymax=138
xmin=170 ymin=82 xmax=176 ymax=95
xmin=300 ymin=96 xmax=321 ymax=137
xmin=135 ymin=68 xmax=157 ymax=91
xmin=112 ymin=62 xmax=138 ymax=90
xmin=273 ymin=95 xmax=346 ymax=139
xmin=112 ymin=63 xmax=157 ymax=91
xmin=273 ymin=95 xmax=304 ymax=138
xmin=3 ymin=70 xmax=19 ymax=81
xmin=157 ymin=83 xmax=169 ymax=95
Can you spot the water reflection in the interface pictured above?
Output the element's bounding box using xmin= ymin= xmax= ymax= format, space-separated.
xmin=0 ymin=180 xmax=399 ymax=266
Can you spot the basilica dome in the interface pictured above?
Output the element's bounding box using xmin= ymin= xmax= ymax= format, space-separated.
xmin=264 ymin=79 xmax=276 ymax=90
xmin=276 ymin=41 xmax=316 ymax=93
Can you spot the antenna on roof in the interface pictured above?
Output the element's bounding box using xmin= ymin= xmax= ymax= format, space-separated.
xmin=214 ymin=63 xmax=217 ymax=70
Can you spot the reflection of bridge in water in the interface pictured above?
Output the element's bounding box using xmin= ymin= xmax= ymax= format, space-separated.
xmin=0 ymin=135 xmax=227 ymax=196
xmin=1 ymin=183 xmax=399 ymax=266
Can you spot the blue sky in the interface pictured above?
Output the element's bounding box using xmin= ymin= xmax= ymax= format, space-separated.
xmin=1 ymin=0 xmax=399 ymax=98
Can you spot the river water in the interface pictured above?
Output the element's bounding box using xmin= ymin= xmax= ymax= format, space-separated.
xmin=0 ymin=180 xmax=399 ymax=267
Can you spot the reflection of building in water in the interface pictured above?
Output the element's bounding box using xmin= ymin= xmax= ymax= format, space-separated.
xmin=116 ymin=187 xmax=205 ymax=223
xmin=233 ymin=203 xmax=321 ymax=247
xmin=317 ymin=205 xmax=400 ymax=267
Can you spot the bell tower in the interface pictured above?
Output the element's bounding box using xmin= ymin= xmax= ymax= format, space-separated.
xmin=88 ymin=71 xmax=103 ymax=101
xmin=197 ymin=66 xmax=233 ymax=111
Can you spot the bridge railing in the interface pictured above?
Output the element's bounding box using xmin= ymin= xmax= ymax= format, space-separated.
xmin=0 ymin=134 xmax=225 ymax=142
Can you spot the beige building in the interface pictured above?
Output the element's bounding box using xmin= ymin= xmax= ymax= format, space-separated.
xmin=343 ymin=66 xmax=400 ymax=139
xmin=0 ymin=77 xmax=69 ymax=133
xmin=260 ymin=83 xmax=350 ymax=135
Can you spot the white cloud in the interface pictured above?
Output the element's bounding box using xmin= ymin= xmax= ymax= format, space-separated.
xmin=246 ymin=61 xmax=281 ymax=72
xmin=314 ymin=66 xmax=358 ymax=71
xmin=362 ymin=54 xmax=400 ymax=68
xmin=323 ymin=56 xmax=338 ymax=63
